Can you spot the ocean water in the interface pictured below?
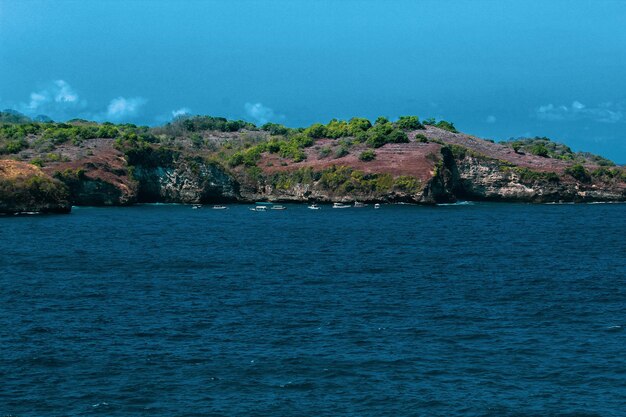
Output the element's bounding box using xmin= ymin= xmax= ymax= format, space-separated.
xmin=1 ymin=203 xmax=625 ymax=417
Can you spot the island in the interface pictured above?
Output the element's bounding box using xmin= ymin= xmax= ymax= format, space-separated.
xmin=1 ymin=111 xmax=625 ymax=214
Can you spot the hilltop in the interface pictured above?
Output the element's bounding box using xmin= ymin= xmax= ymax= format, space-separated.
xmin=1 ymin=111 xmax=625 ymax=213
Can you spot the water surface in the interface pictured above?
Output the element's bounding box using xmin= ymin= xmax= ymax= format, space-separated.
xmin=1 ymin=203 xmax=625 ymax=416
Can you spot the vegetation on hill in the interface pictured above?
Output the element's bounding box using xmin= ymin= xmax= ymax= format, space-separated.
xmin=423 ymin=118 xmax=458 ymax=133
xmin=503 ymin=136 xmax=615 ymax=166
xmin=0 ymin=159 xmax=70 ymax=213
xmin=1 ymin=110 xmax=624 ymax=195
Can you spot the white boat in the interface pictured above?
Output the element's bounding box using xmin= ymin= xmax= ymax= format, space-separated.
xmin=354 ymin=201 xmax=367 ymax=208
xmin=332 ymin=202 xmax=350 ymax=209
xmin=374 ymin=203 xmax=380 ymax=209
xmin=271 ymin=205 xmax=287 ymax=210
xmin=308 ymin=204 xmax=321 ymax=210
xmin=250 ymin=206 xmax=267 ymax=211
xmin=192 ymin=204 xmax=202 ymax=209
xmin=212 ymin=205 xmax=228 ymax=210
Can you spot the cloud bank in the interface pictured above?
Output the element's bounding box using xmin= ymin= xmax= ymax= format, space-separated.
xmin=2 ymin=80 xmax=149 ymax=123
xmin=536 ymin=101 xmax=623 ymax=123
xmin=244 ymin=102 xmax=282 ymax=125
xmin=172 ymin=107 xmax=191 ymax=118
xmin=22 ymin=79 xmax=84 ymax=115
xmin=106 ymin=97 xmax=147 ymax=121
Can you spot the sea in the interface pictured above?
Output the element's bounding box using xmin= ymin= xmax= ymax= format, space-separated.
xmin=1 ymin=202 xmax=625 ymax=416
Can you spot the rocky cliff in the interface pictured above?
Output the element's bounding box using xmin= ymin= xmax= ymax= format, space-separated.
xmin=1 ymin=114 xmax=625 ymax=212
xmin=131 ymin=156 xmax=239 ymax=203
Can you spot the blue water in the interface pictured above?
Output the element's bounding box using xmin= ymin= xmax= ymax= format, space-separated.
xmin=1 ymin=203 xmax=625 ymax=416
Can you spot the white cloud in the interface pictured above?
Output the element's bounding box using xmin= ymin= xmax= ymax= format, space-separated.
xmin=28 ymin=92 xmax=48 ymax=110
xmin=13 ymin=79 xmax=85 ymax=118
xmin=106 ymin=97 xmax=146 ymax=120
xmin=244 ymin=102 xmax=282 ymax=125
xmin=172 ymin=107 xmax=191 ymax=118
xmin=53 ymin=80 xmax=78 ymax=103
xmin=536 ymin=100 xmax=623 ymax=123
xmin=486 ymin=115 xmax=496 ymax=124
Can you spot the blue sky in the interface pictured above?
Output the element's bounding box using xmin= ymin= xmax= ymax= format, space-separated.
xmin=1 ymin=0 xmax=625 ymax=162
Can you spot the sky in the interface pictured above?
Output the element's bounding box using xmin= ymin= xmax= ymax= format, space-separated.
xmin=1 ymin=0 xmax=626 ymax=163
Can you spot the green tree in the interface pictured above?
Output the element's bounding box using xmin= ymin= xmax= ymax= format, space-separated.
xmin=395 ymin=115 xmax=424 ymax=130
xmin=305 ymin=123 xmax=327 ymax=138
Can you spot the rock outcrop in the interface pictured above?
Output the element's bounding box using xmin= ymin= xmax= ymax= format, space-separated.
xmin=452 ymin=155 xmax=626 ymax=203
xmin=131 ymin=155 xmax=239 ymax=203
xmin=0 ymin=160 xmax=71 ymax=214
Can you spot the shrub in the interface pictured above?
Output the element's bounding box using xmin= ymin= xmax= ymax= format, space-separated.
xmin=325 ymin=119 xmax=350 ymax=138
xmin=334 ymin=146 xmax=349 ymax=158
xmin=228 ymin=152 xmax=244 ymax=167
xmin=261 ymin=123 xmax=290 ymax=136
xmin=2 ymin=139 xmax=28 ymax=154
xmin=514 ymin=168 xmax=560 ymax=183
xmin=375 ymin=116 xmax=390 ymax=125
xmin=359 ymin=150 xmax=376 ymax=161
xmin=365 ymin=131 xmax=388 ymax=148
xmin=592 ymin=167 xmax=625 ymax=180
xmin=395 ymin=115 xmax=424 ymax=130
xmin=394 ymin=176 xmax=421 ymax=193
xmin=365 ymin=124 xmax=407 ymax=148
xmin=414 ymin=134 xmax=428 ymax=143
xmin=96 ymin=125 xmax=119 ymax=138
xmin=348 ymin=118 xmax=372 ymax=135
xmin=388 ymin=129 xmax=409 ymax=144
xmin=305 ymin=123 xmax=327 ymax=138
xmin=565 ymin=164 xmax=591 ymax=183
xmin=422 ymin=118 xmax=458 ymax=133
xmin=435 ymin=120 xmax=458 ymax=133
xmin=319 ymin=147 xmax=332 ymax=158
xmin=530 ymin=143 xmax=549 ymax=157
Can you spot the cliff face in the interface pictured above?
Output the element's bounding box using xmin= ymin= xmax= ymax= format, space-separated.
xmin=452 ymin=156 xmax=626 ymax=203
xmin=0 ymin=160 xmax=71 ymax=214
xmin=131 ymin=157 xmax=239 ymax=203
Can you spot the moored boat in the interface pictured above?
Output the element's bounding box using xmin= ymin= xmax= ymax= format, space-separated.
xmin=212 ymin=205 xmax=228 ymax=210
xmin=354 ymin=201 xmax=367 ymax=208
xmin=308 ymin=203 xmax=321 ymax=210
xmin=332 ymin=202 xmax=350 ymax=209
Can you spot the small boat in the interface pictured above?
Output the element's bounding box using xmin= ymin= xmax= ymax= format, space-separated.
xmin=192 ymin=204 xmax=202 ymax=209
xmin=354 ymin=201 xmax=367 ymax=208
xmin=308 ymin=204 xmax=321 ymax=210
xmin=250 ymin=206 xmax=267 ymax=211
xmin=374 ymin=203 xmax=380 ymax=209
xmin=332 ymin=202 xmax=350 ymax=209
xmin=271 ymin=205 xmax=286 ymax=210
xmin=212 ymin=205 xmax=228 ymax=210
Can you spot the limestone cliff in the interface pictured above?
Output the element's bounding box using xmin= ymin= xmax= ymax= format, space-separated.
xmin=131 ymin=155 xmax=239 ymax=203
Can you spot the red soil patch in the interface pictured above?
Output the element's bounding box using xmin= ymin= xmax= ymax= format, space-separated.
xmin=42 ymin=140 xmax=134 ymax=191
xmin=260 ymin=139 xmax=440 ymax=181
